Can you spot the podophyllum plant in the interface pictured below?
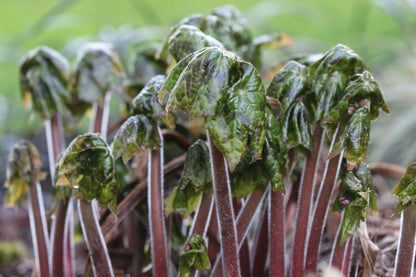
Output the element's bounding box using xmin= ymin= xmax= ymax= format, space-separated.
xmin=3 ymin=5 xmax=401 ymax=277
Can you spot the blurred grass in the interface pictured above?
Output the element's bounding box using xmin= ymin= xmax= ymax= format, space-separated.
xmin=0 ymin=0 xmax=415 ymax=163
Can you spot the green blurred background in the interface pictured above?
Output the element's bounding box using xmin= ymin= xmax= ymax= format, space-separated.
xmin=1 ymin=0 xmax=416 ymax=181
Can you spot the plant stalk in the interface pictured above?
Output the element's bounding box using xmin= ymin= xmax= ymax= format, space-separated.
xmin=189 ymin=193 xmax=214 ymax=237
xmin=251 ymin=205 xmax=268 ymax=277
xmin=269 ymin=189 xmax=286 ymax=277
xmin=342 ymin=236 xmax=354 ymax=277
xmin=28 ymin=181 xmax=51 ymax=277
xmin=90 ymin=91 xmax=111 ymax=139
xmin=207 ymin=133 xmax=241 ymax=277
xmin=291 ymin=126 xmax=324 ymax=277
xmin=148 ymin=127 xmax=169 ymax=276
xmin=78 ymin=199 xmax=114 ymax=277
xmin=329 ymin=211 xmax=346 ymax=270
xmin=44 ymin=115 xmax=65 ymax=184
xmin=394 ymin=207 xmax=416 ymax=277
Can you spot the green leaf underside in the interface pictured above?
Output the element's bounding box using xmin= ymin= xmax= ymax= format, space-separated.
xmin=20 ymin=46 xmax=71 ymax=120
xmin=166 ymin=140 xmax=212 ymax=216
xmin=56 ymin=133 xmax=119 ymax=212
xmin=283 ymin=100 xmax=313 ymax=152
xmin=160 ymin=47 xmax=266 ymax=170
xmin=332 ymin=163 xmax=377 ymax=244
xmin=73 ymin=42 xmax=124 ymax=104
xmin=394 ymin=162 xmax=416 ymax=213
xmin=330 ymin=106 xmax=371 ymax=170
xmin=112 ymin=115 xmax=161 ymax=164
xmin=4 ymin=141 xmax=43 ymax=208
xmin=266 ymin=61 xmax=309 ymax=111
xmin=179 ymin=234 xmax=210 ymax=277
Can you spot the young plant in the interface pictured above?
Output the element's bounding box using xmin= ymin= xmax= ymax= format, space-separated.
xmin=393 ymin=162 xmax=416 ymax=277
xmin=19 ymin=46 xmax=73 ymax=277
xmin=56 ymin=133 xmax=119 ymax=277
xmin=4 ymin=141 xmax=50 ymax=277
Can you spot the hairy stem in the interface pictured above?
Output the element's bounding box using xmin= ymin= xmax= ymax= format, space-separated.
xmin=28 ymin=181 xmax=50 ymax=277
xmin=51 ymin=198 xmax=70 ymax=277
xmin=207 ymin=133 xmax=240 ymax=277
xmin=291 ymin=126 xmax=324 ymax=277
xmin=90 ymin=91 xmax=111 ymax=139
xmin=394 ymin=207 xmax=416 ymax=277
xmin=78 ymin=199 xmax=113 ymax=277
xmin=251 ymin=205 xmax=268 ymax=277
xmin=269 ymin=189 xmax=286 ymax=277
xmin=342 ymin=236 xmax=354 ymax=276
xmin=148 ymin=128 xmax=169 ymax=276
xmin=329 ymin=212 xmax=346 ymax=270
xmin=44 ymin=115 xmax=65 ymax=183
xmin=189 ymin=193 xmax=214 ymax=237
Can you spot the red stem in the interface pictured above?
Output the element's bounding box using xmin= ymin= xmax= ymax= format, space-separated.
xmin=269 ymin=189 xmax=286 ymax=277
xmin=148 ymin=129 xmax=169 ymax=276
xmin=251 ymin=205 xmax=268 ymax=277
xmin=342 ymin=236 xmax=353 ymax=276
xmin=78 ymin=199 xmax=114 ymax=277
xmin=28 ymin=181 xmax=51 ymax=277
xmin=207 ymin=133 xmax=240 ymax=277
xmin=291 ymin=126 xmax=324 ymax=277
xmin=90 ymin=91 xmax=111 ymax=139
xmin=51 ymin=199 xmax=69 ymax=277
xmin=329 ymin=212 xmax=346 ymax=271
xmin=394 ymin=207 xmax=416 ymax=277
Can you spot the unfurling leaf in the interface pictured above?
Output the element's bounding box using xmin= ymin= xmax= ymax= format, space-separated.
xmin=393 ymin=162 xmax=416 ymax=213
xmin=112 ymin=115 xmax=161 ymax=164
xmin=167 ymin=25 xmax=224 ymax=62
xmin=4 ymin=141 xmax=44 ymax=208
xmin=283 ymin=100 xmax=313 ymax=152
xmin=330 ymin=106 xmax=371 ymax=170
xmin=266 ymin=61 xmax=310 ymax=111
xmin=332 ymin=163 xmax=377 ymax=243
xmin=179 ymin=234 xmax=210 ymax=277
xmin=72 ymin=42 xmax=125 ymax=105
xmin=160 ymin=47 xmax=266 ymax=170
xmin=20 ymin=46 xmax=71 ymax=120
xmin=131 ymin=75 xmax=176 ymax=127
xmin=166 ymin=140 xmax=212 ymax=216
xmin=56 ymin=133 xmax=119 ymax=212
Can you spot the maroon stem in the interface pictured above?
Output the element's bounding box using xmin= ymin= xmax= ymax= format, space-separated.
xmin=44 ymin=115 xmax=65 ymax=182
xmin=28 ymin=181 xmax=50 ymax=277
xmin=51 ymin=199 xmax=69 ymax=277
xmin=90 ymin=91 xmax=111 ymax=139
xmin=329 ymin=212 xmax=346 ymax=271
xmin=394 ymin=207 xmax=416 ymax=277
xmin=189 ymin=193 xmax=214 ymax=237
xmin=210 ymin=187 xmax=267 ymax=276
xmin=269 ymin=189 xmax=286 ymax=277
xmin=291 ymin=126 xmax=324 ymax=277
xmin=342 ymin=236 xmax=353 ymax=276
xmin=148 ymin=130 xmax=169 ymax=276
xmin=251 ymin=205 xmax=269 ymax=277
xmin=305 ymin=151 xmax=343 ymax=274
xmin=78 ymin=199 xmax=114 ymax=277
xmin=207 ymin=133 xmax=240 ymax=277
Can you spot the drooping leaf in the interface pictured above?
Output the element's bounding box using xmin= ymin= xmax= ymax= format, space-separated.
xmin=72 ymin=42 xmax=125 ymax=105
xmin=55 ymin=133 xmax=119 ymax=212
xmin=283 ymin=100 xmax=313 ymax=152
xmin=324 ymin=71 xmax=389 ymax=124
xmin=332 ymin=163 xmax=377 ymax=243
xmin=167 ymin=25 xmax=224 ymax=62
xmin=4 ymin=141 xmax=44 ymax=208
xmin=166 ymin=140 xmax=212 ymax=216
xmin=160 ymin=47 xmax=267 ymax=170
xmin=330 ymin=106 xmax=371 ymax=170
xmin=266 ymin=61 xmax=310 ymax=111
xmin=393 ymin=162 xmax=416 ymax=213
xmin=20 ymin=46 xmax=71 ymax=120
xmin=112 ymin=115 xmax=161 ymax=164
xmin=179 ymin=234 xmax=211 ymax=277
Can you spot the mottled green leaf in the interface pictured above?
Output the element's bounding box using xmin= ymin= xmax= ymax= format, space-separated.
xmin=112 ymin=115 xmax=161 ymax=164
xmin=393 ymin=162 xmax=416 ymax=213
xmin=72 ymin=42 xmax=125 ymax=104
xmin=4 ymin=141 xmax=44 ymax=208
xmin=160 ymin=47 xmax=266 ymax=170
xmin=332 ymin=163 xmax=377 ymax=243
xmin=330 ymin=106 xmax=371 ymax=170
xmin=20 ymin=46 xmax=71 ymax=120
xmin=266 ymin=61 xmax=310 ymax=111
xmin=167 ymin=25 xmax=224 ymax=62
xmin=283 ymin=100 xmax=313 ymax=152
xmin=56 ymin=133 xmax=119 ymax=211
xmin=179 ymin=234 xmax=210 ymax=277
xmin=166 ymin=140 xmax=212 ymax=216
